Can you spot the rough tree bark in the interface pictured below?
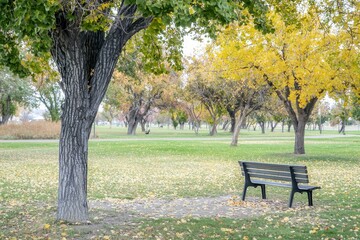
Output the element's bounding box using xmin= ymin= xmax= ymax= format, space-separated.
xmin=50 ymin=6 xmax=152 ymax=222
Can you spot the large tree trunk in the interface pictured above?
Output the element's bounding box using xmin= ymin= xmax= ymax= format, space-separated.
xmin=50 ymin=6 xmax=152 ymax=223
xmin=57 ymin=96 xmax=93 ymax=222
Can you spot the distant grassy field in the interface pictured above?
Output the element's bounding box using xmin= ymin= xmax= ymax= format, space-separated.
xmin=92 ymin=124 xmax=360 ymax=139
xmin=1 ymin=121 xmax=359 ymax=140
xmin=0 ymin=129 xmax=359 ymax=239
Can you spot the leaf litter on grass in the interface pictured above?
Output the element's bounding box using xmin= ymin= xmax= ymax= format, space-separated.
xmin=89 ymin=195 xmax=303 ymax=220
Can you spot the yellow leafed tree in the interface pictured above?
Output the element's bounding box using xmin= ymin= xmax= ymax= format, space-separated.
xmin=260 ymin=12 xmax=342 ymax=154
xmin=210 ymin=20 xmax=271 ymax=146
xmin=215 ymin=10 xmax=344 ymax=154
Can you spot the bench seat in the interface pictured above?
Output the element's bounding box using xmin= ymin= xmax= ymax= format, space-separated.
xmin=251 ymin=179 xmax=320 ymax=191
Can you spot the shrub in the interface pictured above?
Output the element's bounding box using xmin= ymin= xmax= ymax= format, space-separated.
xmin=0 ymin=121 xmax=60 ymax=139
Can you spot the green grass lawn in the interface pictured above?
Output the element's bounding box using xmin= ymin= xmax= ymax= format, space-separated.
xmin=0 ymin=130 xmax=359 ymax=239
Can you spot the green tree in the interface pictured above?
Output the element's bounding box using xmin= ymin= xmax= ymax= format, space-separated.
xmin=170 ymin=110 xmax=188 ymax=130
xmin=0 ymin=0 xmax=270 ymax=222
xmin=177 ymin=110 xmax=188 ymax=129
xmin=37 ymin=82 xmax=63 ymax=122
xmin=0 ymin=68 xmax=35 ymax=124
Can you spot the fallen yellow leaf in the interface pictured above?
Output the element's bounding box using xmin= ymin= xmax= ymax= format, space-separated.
xmin=43 ymin=224 xmax=51 ymax=230
xmin=221 ymin=228 xmax=234 ymax=233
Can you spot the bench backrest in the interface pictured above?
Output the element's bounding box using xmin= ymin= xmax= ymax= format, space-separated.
xmin=239 ymin=161 xmax=309 ymax=184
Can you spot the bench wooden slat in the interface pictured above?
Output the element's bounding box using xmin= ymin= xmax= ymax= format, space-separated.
xmin=248 ymin=173 xmax=292 ymax=182
xmin=248 ymin=173 xmax=309 ymax=183
xmin=243 ymin=162 xmax=307 ymax=173
xmin=245 ymin=168 xmax=309 ymax=179
xmin=241 ymin=166 xmax=308 ymax=175
xmin=241 ymin=168 xmax=309 ymax=183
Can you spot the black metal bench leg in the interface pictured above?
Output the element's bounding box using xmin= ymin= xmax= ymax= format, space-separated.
xmin=242 ymin=184 xmax=248 ymax=201
xmin=288 ymin=190 xmax=295 ymax=208
xmin=261 ymin=184 xmax=266 ymax=199
xmin=307 ymin=191 xmax=313 ymax=206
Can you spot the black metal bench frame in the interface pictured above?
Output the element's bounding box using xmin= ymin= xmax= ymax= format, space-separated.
xmin=239 ymin=161 xmax=321 ymax=207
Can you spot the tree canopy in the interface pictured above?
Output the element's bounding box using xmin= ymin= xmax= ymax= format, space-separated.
xmin=0 ymin=0 xmax=271 ymax=77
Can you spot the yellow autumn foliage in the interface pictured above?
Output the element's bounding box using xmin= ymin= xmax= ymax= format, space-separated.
xmin=214 ymin=11 xmax=345 ymax=109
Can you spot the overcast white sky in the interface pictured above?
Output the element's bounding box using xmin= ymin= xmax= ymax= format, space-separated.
xmin=183 ymin=34 xmax=209 ymax=57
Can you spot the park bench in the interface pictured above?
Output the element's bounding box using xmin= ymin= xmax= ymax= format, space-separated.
xmin=239 ymin=161 xmax=321 ymax=207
